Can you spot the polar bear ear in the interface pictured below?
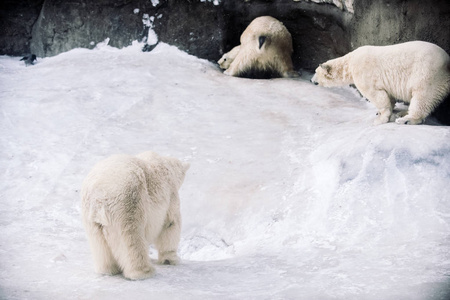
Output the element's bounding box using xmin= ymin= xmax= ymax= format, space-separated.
xmin=320 ymin=64 xmax=331 ymax=72
xmin=182 ymin=162 xmax=190 ymax=173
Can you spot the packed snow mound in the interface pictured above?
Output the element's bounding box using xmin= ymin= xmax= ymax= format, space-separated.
xmin=0 ymin=42 xmax=449 ymax=299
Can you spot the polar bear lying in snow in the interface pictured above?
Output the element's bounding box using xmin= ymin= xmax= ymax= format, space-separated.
xmin=218 ymin=45 xmax=240 ymax=70
xmin=218 ymin=16 xmax=298 ymax=79
xmin=81 ymin=151 xmax=189 ymax=280
xmin=311 ymin=41 xmax=450 ymax=125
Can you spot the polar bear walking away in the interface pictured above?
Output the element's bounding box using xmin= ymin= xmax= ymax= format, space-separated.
xmin=81 ymin=151 xmax=189 ymax=280
xmin=311 ymin=41 xmax=450 ymax=125
xmin=218 ymin=16 xmax=298 ymax=79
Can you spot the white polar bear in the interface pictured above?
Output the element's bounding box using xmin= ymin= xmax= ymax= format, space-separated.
xmin=311 ymin=41 xmax=450 ymax=125
xmin=81 ymin=151 xmax=189 ymax=280
xmin=218 ymin=45 xmax=241 ymax=70
xmin=218 ymin=16 xmax=298 ymax=79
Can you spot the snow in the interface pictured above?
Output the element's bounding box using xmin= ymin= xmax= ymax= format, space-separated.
xmin=298 ymin=0 xmax=354 ymax=13
xmin=142 ymin=14 xmax=158 ymax=46
xmin=1 ymin=41 xmax=449 ymax=299
xmin=200 ymin=0 xmax=221 ymax=6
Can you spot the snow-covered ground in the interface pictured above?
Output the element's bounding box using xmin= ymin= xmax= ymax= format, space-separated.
xmin=1 ymin=42 xmax=449 ymax=300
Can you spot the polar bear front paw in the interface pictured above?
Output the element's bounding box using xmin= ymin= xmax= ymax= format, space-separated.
xmin=96 ymin=264 xmax=121 ymax=276
xmin=158 ymin=251 xmax=180 ymax=265
xmin=395 ymin=116 xmax=423 ymax=125
xmin=123 ymin=265 xmax=155 ymax=280
xmin=373 ymin=115 xmax=390 ymax=125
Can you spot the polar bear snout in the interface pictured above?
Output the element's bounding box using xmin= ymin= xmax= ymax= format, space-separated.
xmin=311 ymin=74 xmax=319 ymax=85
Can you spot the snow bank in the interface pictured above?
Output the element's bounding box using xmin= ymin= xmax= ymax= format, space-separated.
xmin=0 ymin=42 xmax=449 ymax=299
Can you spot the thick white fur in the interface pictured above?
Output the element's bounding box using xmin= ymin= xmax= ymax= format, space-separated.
xmin=81 ymin=151 xmax=189 ymax=280
xmin=218 ymin=45 xmax=240 ymax=70
xmin=218 ymin=16 xmax=297 ymax=78
xmin=311 ymin=41 xmax=450 ymax=125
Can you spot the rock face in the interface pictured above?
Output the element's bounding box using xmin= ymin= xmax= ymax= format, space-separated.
xmin=0 ymin=0 xmax=449 ymax=71
xmin=349 ymin=0 xmax=450 ymax=52
xmin=152 ymin=0 xmax=225 ymax=61
xmin=0 ymin=0 xmax=44 ymax=56
xmin=220 ymin=0 xmax=352 ymax=70
xmin=30 ymin=0 xmax=158 ymax=57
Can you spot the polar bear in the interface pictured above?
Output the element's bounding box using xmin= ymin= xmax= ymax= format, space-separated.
xmin=311 ymin=41 xmax=450 ymax=125
xmin=218 ymin=45 xmax=240 ymax=70
xmin=218 ymin=16 xmax=298 ymax=79
xmin=81 ymin=151 xmax=189 ymax=280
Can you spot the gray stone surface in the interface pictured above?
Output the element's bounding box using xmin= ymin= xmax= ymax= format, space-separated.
xmin=349 ymin=0 xmax=450 ymax=54
xmin=0 ymin=0 xmax=449 ymax=70
xmin=153 ymin=0 xmax=225 ymax=61
xmin=0 ymin=0 xmax=44 ymax=56
xmin=30 ymin=0 xmax=157 ymax=57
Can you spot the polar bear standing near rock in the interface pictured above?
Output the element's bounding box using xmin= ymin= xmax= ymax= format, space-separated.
xmin=311 ymin=41 xmax=450 ymax=125
xmin=218 ymin=16 xmax=298 ymax=79
xmin=81 ymin=151 xmax=189 ymax=280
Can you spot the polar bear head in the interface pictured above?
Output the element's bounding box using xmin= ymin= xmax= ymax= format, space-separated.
xmin=136 ymin=151 xmax=190 ymax=189
xmin=218 ymin=45 xmax=241 ymax=70
xmin=166 ymin=158 xmax=190 ymax=189
xmin=311 ymin=56 xmax=353 ymax=87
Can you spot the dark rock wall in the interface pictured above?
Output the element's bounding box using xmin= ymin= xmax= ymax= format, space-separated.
xmin=153 ymin=0 xmax=225 ymax=61
xmin=350 ymin=0 xmax=450 ymax=54
xmin=0 ymin=0 xmax=44 ymax=56
xmin=154 ymin=0 xmax=352 ymax=69
xmin=30 ymin=0 xmax=158 ymax=57
xmin=220 ymin=0 xmax=352 ymax=70
xmin=1 ymin=0 xmax=449 ymax=70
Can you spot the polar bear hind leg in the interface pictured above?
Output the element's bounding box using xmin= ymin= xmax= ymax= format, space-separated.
xmin=85 ymin=221 xmax=121 ymax=276
xmin=106 ymin=222 xmax=155 ymax=280
xmin=395 ymin=92 xmax=437 ymax=125
xmin=155 ymin=193 xmax=181 ymax=265
xmin=104 ymin=190 xmax=155 ymax=280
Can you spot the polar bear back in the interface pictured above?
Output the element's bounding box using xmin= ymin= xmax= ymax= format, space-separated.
xmin=81 ymin=155 xmax=149 ymax=224
xmin=220 ymin=16 xmax=296 ymax=78
xmin=240 ymin=16 xmax=293 ymax=54
xmin=136 ymin=151 xmax=188 ymax=191
xmin=81 ymin=152 xmax=186 ymax=236
xmin=348 ymin=41 xmax=450 ymax=102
